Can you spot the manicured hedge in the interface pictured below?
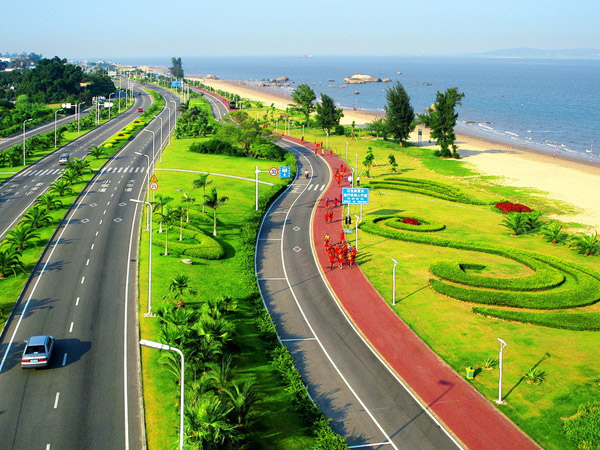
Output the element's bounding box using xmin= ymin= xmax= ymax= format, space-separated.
xmin=152 ymin=224 xmax=225 ymax=260
xmin=385 ymin=216 xmax=446 ymax=232
xmin=472 ymin=307 xmax=600 ymax=331
xmin=367 ymin=177 xmax=494 ymax=206
xmin=360 ymin=215 xmax=600 ymax=310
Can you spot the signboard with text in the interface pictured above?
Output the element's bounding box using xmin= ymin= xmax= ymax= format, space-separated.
xmin=171 ymin=81 xmax=182 ymax=88
xmin=342 ymin=187 xmax=370 ymax=205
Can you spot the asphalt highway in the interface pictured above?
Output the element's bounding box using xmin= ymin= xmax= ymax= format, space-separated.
xmin=256 ymin=139 xmax=460 ymax=449
xmin=0 ymin=85 xmax=180 ymax=449
xmin=0 ymin=94 xmax=151 ymax=241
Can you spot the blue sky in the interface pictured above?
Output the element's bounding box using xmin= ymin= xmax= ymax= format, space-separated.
xmin=3 ymin=0 xmax=599 ymax=60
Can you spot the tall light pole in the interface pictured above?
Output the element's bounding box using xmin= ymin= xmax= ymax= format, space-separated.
xmin=22 ymin=118 xmax=33 ymax=165
xmin=117 ymin=90 xmax=122 ymax=113
xmin=169 ymin=99 xmax=177 ymax=145
xmin=130 ymin=199 xmax=155 ymax=317
xmin=157 ymin=116 xmax=164 ymax=162
xmin=345 ymin=142 xmax=349 ymax=161
xmin=496 ymin=338 xmax=507 ymax=404
xmin=355 ymin=152 xmax=359 ymax=177
xmin=77 ymin=102 xmax=85 ymax=136
xmin=354 ymin=215 xmax=360 ymax=251
xmin=135 ymin=152 xmax=151 ymax=231
xmin=108 ymin=92 xmax=114 ymax=119
xmin=325 ymin=131 xmax=329 ymax=149
xmin=143 ymin=128 xmax=156 ymax=203
xmin=139 ymin=339 xmax=184 ymax=450
xmin=54 ymin=108 xmax=63 ymax=148
xmin=391 ymin=258 xmax=399 ymax=305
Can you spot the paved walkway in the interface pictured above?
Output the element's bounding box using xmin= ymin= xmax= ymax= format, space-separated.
xmin=284 ymin=136 xmax=540 ymax=450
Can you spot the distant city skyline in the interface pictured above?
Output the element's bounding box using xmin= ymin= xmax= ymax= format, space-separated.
xmin=3 ymin=0 xmax=599 ymax=60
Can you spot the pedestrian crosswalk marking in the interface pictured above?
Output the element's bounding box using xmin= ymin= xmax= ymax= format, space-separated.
xmin=319 ymin=185 xmax=325 ymax=191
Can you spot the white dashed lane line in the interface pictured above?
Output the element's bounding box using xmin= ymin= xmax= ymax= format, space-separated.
xmin=62 ymin=353 xmax=68 ymax=366
xmin=81 ymin=276 xmax=85 ymax=284
xmin=69 ymin=322 xmax=74 ymax=333
xmin=75 ymin=297 xmax=80 ymax=306
xmin=53 ymin=392 xmax=60 ymax=409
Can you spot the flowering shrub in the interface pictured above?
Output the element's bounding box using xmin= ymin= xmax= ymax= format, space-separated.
xmin=402 ymin=217 xmax=419 ymax=225
xmin=496 ymin=201 xmax=533 ymax=214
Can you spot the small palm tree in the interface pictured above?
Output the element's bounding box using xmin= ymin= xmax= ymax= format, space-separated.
xmin=164 ymin=274 xmax=197 ymax=308
xmin=66 ymin=157 xmax=91 ymax=176
xmin=223 ymin=380 xmax=258 ymax=427
xmin=49 ymin=179 xmax=74 ymax=197
xmin=192 ymin=174 xmax=211 ymax=213
xmin=88 ymin=145 xmax=106 ymax=159
xmin=569 ymin=231 xmax=599 ymax=256
xmin=62 ymin=168 xmax=83 ymax=185
xmin=541 ymin=221 xmax=568 ymax=244
xmin=181 ymin=192 xmax=195 ymax=222
xmin=22 ymin=207 xmax=53 ymax=229
xmin=0 ymin=248 xmax=25 ymax=278
xmin=205 ymin=354 xmax=235 ymax=394
xmin=173 ymin=206 xmax=185 ymax=241
xmin=524 ymin=368 xmax=547 ymax=385
xmin=161 ymin=205 xmax=179 ymax=255
xmin=35 ymin=193 xmax=63 ymax=211
xmin=204 ymin=187 xmax=228 ymax=237
xmin=151 ymin=194 xmax=173 ymax=233
xmin=184 ymin=397 xmax=237 ymax=448
xmin=502 ymin=213 xmax=526 ymax=236
xmin=4 ymin=224 xmax=40 ymax=251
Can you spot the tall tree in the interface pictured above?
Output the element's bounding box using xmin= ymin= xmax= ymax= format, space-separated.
xmin=170 ymin=57 xmax=184 ymax=78
xmin=418 ymin=87 xmax=465 ymax=158
xmin=290 ymin=83 xmax=316 ymax=125
xmin=385 ymin=82 xmax=415 ymax=144
xmin=204 ymin=188 xmax=229 ymax=237
xmin=315 ymin=94 xmax=344 ymax=134
xmin=192 ymin=174 xmax=211 ymax=213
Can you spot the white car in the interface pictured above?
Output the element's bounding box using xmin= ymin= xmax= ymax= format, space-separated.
xmin=21 ymin=335 xmax=55 ymax=369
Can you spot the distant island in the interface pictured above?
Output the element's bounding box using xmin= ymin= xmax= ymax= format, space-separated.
xmin=344 ymin=73 xmax=391 ymax=84
xmin=475 ymin=47 xmax=600 ymax=59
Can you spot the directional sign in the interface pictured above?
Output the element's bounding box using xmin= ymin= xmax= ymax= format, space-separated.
xmin=269 ymin=167 xmax=278 ymax=177
xmin=171 ymin=81 xmax=182 ymax=88
xmin=150 ymin=174 xmax=158 ymax=183
xmin=150 ymin=182 xmax=158 ymax=191
xmin=342 ymin=187 xmax=370 ymax=205
xmin=279 ymin=166 xmax=291 ymax=178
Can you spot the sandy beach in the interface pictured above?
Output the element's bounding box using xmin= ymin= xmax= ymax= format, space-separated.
xmin=192 ymin=77 xmax=600 ymax=232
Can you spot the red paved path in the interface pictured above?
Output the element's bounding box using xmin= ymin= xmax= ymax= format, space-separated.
xmin=284 ymin=136 xmax=540 ymax=450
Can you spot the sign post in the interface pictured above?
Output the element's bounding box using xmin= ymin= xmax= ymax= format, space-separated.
xmin=255 ymin=166 xmax=272 ymax=211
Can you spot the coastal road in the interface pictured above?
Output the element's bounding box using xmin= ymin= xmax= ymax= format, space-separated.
xmin=0 ymin=89 xmax=150 ymax=240
xmin=0 ymin=86 xmax=180 ymax=449
xmin=256 ymin=139 xmax=459 ymax=449
xmin=189 ymin=86 xmax=230 ymax=119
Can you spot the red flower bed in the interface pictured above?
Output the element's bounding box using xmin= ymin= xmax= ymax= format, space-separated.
xmin=402 ymin=217 xmax=419 ymax=225
xmin=495 ymin=201 xmax=533 ymax=214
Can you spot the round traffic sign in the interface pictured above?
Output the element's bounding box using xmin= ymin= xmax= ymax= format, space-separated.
xmin=150 ymin=182 xmax=158 ymax=191
xmin=269 ymin=167 xmax=278 ymax=176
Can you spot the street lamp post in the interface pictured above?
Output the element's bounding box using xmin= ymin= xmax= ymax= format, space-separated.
xmin=130 ymin=199 xmax=155 ymax=317
xmin=135 ymin=152 xmax=151 ymax=230
xmin=22 ymin=118 xmax=33 ymax=165
xmin=391 ymin=258 xmax=399 ymax=305
xmin=77 ymin=102 xmax=85 ymax=136
xmin=169 ymin=99 xmax=177 ymax=145
xmin=355 ymin=153 xmax=359 ymax=177
xmin=54 ymin=109 xmax=63 ymax=148
xmin=326 ymin=131 xmax=329 ymax=149
xmin=108 ymin=92 xmax=114 ymax=119
xmin=139 ymin=340 xmax=184 ymax=450
xmin=345 ymin=142 xmax=349 ymax=161
xmin=143 ymin=128 xmax=156 ymax=202
xmin=354 ymin=215 xmax=360 ymax=251
xmin=157 ymin=116 xmax=164 ymax=162
xmin=496 ymin=338 xmax=507 ymax=404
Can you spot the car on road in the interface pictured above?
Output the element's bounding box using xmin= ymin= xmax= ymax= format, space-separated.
xmin=137 ymin=108 xmax=143 ymax=112
xmin=21 ymin=335 xmax=55 ymax=369
xmin=58 ymin=153 xmax=70 ymax=165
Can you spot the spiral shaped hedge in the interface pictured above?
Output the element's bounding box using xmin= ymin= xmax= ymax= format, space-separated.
xmin=153 ymin=222 xmax=225 ymax=260
xmin=360 ymin=214 xmax=600 ymax=329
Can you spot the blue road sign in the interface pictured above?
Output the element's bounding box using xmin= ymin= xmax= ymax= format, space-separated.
xmin=171 ymin=81 xmax=182 ymax=88
xmin=342 ymin=187 xmax=370 ymax=205
xmin=279 ymin=166 xmax=291 ymax=178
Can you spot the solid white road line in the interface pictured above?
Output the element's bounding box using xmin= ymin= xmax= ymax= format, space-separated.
xmin=53 ymin=392 xmax=60 ymax=409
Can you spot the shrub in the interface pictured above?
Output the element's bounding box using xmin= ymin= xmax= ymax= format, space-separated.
xmin=524 ymin=368 xmax=546 ymax=384
xmin=189 ymin=139 xmax=244 ymax=157
xmin=402 ymin=217 xmax=419 ymax=225
xmin=473 ymin=307 xmax=600 ymax=331
xmin=385 ymin=216 xmax=446 ymax=233
xmin=563 ymin=402 xmax=600 ymax=450
xmin=495 ymin=201 xmax=533 ymax=214
xmin=482 ymin=357 xmax=498 ymax=370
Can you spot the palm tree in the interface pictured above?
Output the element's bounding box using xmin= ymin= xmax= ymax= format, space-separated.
xmin=164 ymin=274 xmax=198 ymax=308
xmin=502 ymin=213 xmax=526 ymax=236
xmin=202 ymin=296 xmax=237 ymax=320
xmin=205 ymin=354 xmax=235 ymax=394
xmin=88 ymin=145 xmax=106 ymax=159
xmin=204 ymin=187 xmax=228 ymax=237
xmin=22 ymin=207 xmax=53 ymax=229
xmin=541 ymin=221 xmax=569 ymax=244
xmin=4 ymin=224 xmax=40 ymax=251
xmin=66 ymin=157 xmax=91 ymax=176
xmin=569 ymin=231 xmax=599 ymax=256
xmin=173 ymin=206 xmax=185 ymax=241
xmin=0 ymin=248 xmax=25 ymax=278
xmin=192 ymin=174 xmax=211 ymax=213
xmin=49 ymin=179 xmax=74 ymax=197
xmin=62 ymin=168 xmax=83 ymax=185
xmin=184 ymin=397 xmax=237 ymax=449
xmin=223 ymin=380 xmax=258 ymax=427
xmin=181 ymin=192 xmax=195 ymax=222
xmin=35 ymin=193 xmax=63 ymax=211
xmin=151 ymin=194 xmax=173 ymax=233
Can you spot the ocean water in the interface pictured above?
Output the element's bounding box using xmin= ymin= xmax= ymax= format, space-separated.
xmin=123 ymin=56 xmax=600 ymax=162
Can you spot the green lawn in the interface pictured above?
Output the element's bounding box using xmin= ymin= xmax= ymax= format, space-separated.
xmin=138 ymin=136 xmax=316 ymax=449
